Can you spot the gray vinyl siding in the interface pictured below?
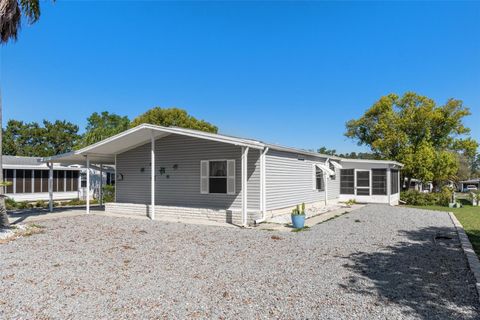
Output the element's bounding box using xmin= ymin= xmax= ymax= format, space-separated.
xmin=327 ymin=161 xmax=340 ymax=200
xmin=116 ymin=134 xmax=260 ymax=210
xmin=265 ymin=149 xmax=338 ymax=210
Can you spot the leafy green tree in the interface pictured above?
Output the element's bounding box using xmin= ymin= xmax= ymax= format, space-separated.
xmin=131 ymin=107 xmax=218 ymax=133
xmin=2 ymin=119 xmax=80 ymax=157
xmin=79 ymin=111 xmax=130 ymax=148
xmin=317 ymin=147 xmax=337 ymax=156
xmin=345 ymin=92 xmax=478 ymax=187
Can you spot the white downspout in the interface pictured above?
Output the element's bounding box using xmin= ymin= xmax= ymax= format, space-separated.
xmin=255 ymin=147 xmax=269 ymax=225
xmin=99 ymin=164 xmax=103 ymax=206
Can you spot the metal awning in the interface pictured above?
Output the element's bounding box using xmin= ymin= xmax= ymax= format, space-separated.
xmin=328 ymin=160 xmax=343 ymax=169
xmin=315 ymin=163 xmax=335 ymax=176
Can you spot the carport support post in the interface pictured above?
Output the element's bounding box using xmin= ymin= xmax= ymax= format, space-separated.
xmin=86 ymin=155 xmax=90 ymax=214
xmin=99 ymin=164 xmax=103 ymax=206
xmin=150 ymin=131 xmax=155 ymax=220
xmin=48 ymin=162 xmax=53 ymax=212
xmin=241 ymin=146 xmax=249 ymax=227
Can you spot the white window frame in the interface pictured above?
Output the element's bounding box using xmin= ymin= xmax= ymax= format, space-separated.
xmin=200 ymin=159 xmax=235 ymax=195
xmin=313 ymin=164 xmax=325 ymax=192
xmin=355 ymin=169 xmax=371 ymax=196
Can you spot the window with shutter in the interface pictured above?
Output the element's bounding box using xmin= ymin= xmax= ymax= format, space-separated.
xmin=200 ymin=160 xmax=235 ymax=194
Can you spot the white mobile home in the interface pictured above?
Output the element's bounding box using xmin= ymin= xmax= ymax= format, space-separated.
xmin=2 ymin=156 xmax=114 ymax=202
xmin=43 ymin=124 xmax=402 ymax=226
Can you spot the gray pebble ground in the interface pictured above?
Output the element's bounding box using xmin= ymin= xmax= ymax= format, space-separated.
xmin=1 ymin=205 xmax=479 ymax=319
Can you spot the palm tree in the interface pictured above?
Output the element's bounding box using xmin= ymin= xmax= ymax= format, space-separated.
xmin=0 ymin=0 xmax=45 ymax=227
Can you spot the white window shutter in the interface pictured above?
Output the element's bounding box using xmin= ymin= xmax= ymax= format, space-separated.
xmin=200 ymin=161 xmax=209 ymax=194
xmin=312 ymin=164 xmax=316 ymax=190
xmin=227 ymin=160 xmax=235 ymax=194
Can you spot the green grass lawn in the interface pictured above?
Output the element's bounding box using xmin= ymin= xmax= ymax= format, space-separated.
xmin=408 ymin=201 xmax=480 ymax=255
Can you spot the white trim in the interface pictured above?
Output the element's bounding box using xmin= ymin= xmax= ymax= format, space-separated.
xmin=260 ymin=147 xmax=268 ymax=215
xmin=200 ymin=159 xmax=236 ymax=195
xmin=315 ymin=163 xmax=335 ymax=176
xmin=150 ymin=132 xmax=156 ymax=220
xmin=86 ymin=156 xmax=90 ymax=214
xmin=241 ymin=147 xmax=249 ymax=227
xmin=114 ymin=154 xmax=117 ymax=202
xmin=48 ymin=163 xmax=53 ymax=212
xmin=341 ymin=158 xmax=403 ymax=167
xmin=355 ymin=169 xmax=371 ymax=196
xmin=329 ymin=160 xmax=343 ymax=169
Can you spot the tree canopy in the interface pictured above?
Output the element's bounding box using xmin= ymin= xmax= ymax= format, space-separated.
xmin=131 ymin=107 xmax=218 ymax=133
xmin=345 ymin=92 xmax=478 ymax=185
xmin=78 ymin=111 xmax=130 ymax=148
xmin=3 ymin=119 xmax=80 ymax=157
xmin=0 ymin=0 xmax=44 ymax=43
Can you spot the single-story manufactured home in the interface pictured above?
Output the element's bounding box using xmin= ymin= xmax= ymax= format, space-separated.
xmin=2 ymin=155 xmax=114 ymax=203
xmin=42 ymin=124 xmax=402 ymax=226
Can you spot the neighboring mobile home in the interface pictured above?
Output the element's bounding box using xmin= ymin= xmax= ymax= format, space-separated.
xmin=42 ymin=124 xmax=402 ymax=226
xmin=2 ymin=155 xmax=114 ymax=202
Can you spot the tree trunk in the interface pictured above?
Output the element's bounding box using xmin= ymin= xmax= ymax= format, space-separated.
xmin=0 ymin=88 xmax=9 ymax=228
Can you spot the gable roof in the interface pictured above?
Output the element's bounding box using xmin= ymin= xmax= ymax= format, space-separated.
xmin=41 ymin=123 xmax=401 ymax=167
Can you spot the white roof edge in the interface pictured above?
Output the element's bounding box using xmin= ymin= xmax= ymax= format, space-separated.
xmin=39 ymin=123 xmax=402 ymax=167
xmin=340 ymin=158 xmax=404 ymax=167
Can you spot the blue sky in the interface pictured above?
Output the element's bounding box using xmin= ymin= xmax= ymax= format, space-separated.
xmin=1 ymin=1 xmax=479 ymax=153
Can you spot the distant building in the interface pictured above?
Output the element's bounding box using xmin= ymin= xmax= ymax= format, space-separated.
xmin=2 ymin=155 xmax=114 ymax=202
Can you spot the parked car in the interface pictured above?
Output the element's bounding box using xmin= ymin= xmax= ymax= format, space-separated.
xmin=464 ymin=185 xmax=478 ymax=192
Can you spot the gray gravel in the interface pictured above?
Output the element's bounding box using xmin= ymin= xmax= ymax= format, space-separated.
xmin=1 ymin=205 xmax=479 ymax=319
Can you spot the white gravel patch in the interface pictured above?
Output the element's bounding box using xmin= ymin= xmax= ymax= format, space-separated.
xmin=0 ymin=205 xmax=478 ymax=319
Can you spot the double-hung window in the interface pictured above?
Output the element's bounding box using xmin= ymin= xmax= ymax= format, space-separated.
xmin=200 ymin=160 xmax=235 ymax=194
xmin=315 ymin=166 xmax=324 ymax=191
xmin=356 ymin=170 xmax=370 ymax=196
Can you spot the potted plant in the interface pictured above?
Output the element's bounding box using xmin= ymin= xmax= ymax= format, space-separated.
xmin=291 ymin=203 xmax=306 ymax=229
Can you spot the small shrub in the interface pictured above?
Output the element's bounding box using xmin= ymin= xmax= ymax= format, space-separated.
xmin=401 ymin=187 xmax=453 ymax=207
xmin=17 ymin=201 xmax=29 ymax=209
xmin=5 ymin=198 xmax=17 ymax=210
xmin=345 ymin=199 xmax=356 ymax=206
xmin=102 ymin=185 xmax=115 ymax=202
xmin=35 ymin=200 xmax=47 ymax=208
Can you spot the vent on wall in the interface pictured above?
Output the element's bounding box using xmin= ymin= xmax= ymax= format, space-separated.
xmin=297 ymin=155 xmax=305 ymax=161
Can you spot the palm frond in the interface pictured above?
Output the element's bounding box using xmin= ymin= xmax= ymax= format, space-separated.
xmin=0 ymin=0 xmax=21 ymax=43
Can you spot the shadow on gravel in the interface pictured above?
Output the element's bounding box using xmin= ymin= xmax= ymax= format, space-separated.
xmin=341 ymin=226 xmax=480 ymax=319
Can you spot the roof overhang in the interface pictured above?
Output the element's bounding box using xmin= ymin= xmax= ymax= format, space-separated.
xmin=340 ymin=158 xmax=404 ymax=168
xmin=41 ymin=124 xmax=265 ymax=165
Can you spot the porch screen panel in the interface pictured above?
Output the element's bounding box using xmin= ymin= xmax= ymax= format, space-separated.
xmin=24 ymin=170 xmax=32 ymax=193
xmin=53 ymin=171 xmax=58 ymax=192
xmin=372 ymin=169 xmax=387 ymax=195
xmin=41 ymin=170 xmax=49 ymax=192
xmin=34 ymin=170 xmax=42 ymax=192
xmin=66 ymin=171 xmax=72 ymax=191
xmin=15 ymin=170 xmax=24 ymax=193
xmin=58 ymin=171 xmax=65 ymax=192
xmin=356 ymin=171 xmax=370 ymax=196
xmin=4 ymin=169 xmax=13 ymax=193
xmin=72 ymin=171 xmax=79 ymax=191
xmin=391 ymin=170 xmax=399 ymax=194
xmin=340 ymin=169 xmax=354 ymax=194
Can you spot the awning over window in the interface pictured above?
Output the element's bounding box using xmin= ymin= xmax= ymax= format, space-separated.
xmin=329 ymin=160 xmax=343 ymax=169
xmin=315 ymin=163 xmax=335 ymax=176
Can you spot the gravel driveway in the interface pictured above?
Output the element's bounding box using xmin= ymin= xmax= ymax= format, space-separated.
xmin=1 ymin=205 xmax=479 ymax=319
